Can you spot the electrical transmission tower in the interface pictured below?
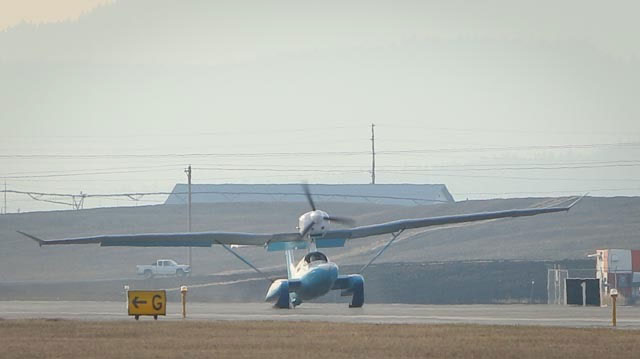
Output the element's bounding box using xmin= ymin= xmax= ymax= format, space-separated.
xmin=72 ymin=192 xmax=86 ymax=210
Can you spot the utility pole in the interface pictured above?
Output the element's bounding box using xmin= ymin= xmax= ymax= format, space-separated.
xmin=370 ymin=123 xmax=376 ymax=184
xmin=3 ymin=181 xmax=6 ymax=215
xmin=184 ymin=165 xmax=192 ymax=269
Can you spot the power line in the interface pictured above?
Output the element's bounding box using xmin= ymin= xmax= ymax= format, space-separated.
xmin=6 ymin=186 xmax=639 ymax=212
xmin=195 ymin=167 xmax=366 ymax=174
xmin=4 ymin=157 xmax=640 ymax=180
xmin=1 ymin=141 xmax=639 ymax=160
xmin=5 ymin=123 xmax=639 ymax=143
xmin=382 ymin=171 xmax=640 ymax=183
xmin=1 ymin=189 xmax=451 ymax=206
xmin=0 ymin=172 xmax=363 ymax=183
xmin=19 ymin=190 xmax=86 ymax=209
xmin=1 ymin=126 xmax=364 ymax=139
xmin=0 ymin=162 xmax=368 ymax=177
xmin=0 ymin=151 xmax=368 ymax=159
xmin=379 ymin=163 xmax=640 ymax=172
xmin=379 ymin=159 xmax=640 ymax=169
xmin=374 ymin=124 xmax=640 ymax=137
xmin=7 ymin=158 xmax=640 ymax=176
xmin=0 ymin=164 xmax=185 ymax=177
xmin=0 ymin=168 xmax=184 ymax=179
xmin=377 ymin=141 xmax=640 ymax=154
xmin=2 ymin=162 xmax=639 ymax=181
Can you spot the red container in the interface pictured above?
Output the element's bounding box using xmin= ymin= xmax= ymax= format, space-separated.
xmin=632 ymin=250 xmax=640 ymax=272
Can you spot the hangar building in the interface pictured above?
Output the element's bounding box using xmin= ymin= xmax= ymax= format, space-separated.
xmin=164 ymin=184 xmax=454 ymax=206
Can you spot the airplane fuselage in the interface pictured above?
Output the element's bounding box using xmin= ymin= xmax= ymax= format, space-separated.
xmin=265 ymin=251 xmax=351 ymax=307
xmin=292 ymin=257 xmax=339 ymax=301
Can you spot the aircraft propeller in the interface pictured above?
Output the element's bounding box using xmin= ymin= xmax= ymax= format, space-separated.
xmin=302 ymin=182 xmax=317 ymax=211
xmin=322 ymin=215 xmax=355 ymax=226
xmin=300 ymin=183 xmax=356 ymax=239
xmin=299 ymin=221 xmax=315 ymax=238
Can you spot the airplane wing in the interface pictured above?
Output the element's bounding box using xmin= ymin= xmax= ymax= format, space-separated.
xmin=17 ymin=230 xmax=301 ymax=247
xmin=18 ymin=196 xmax=584 ymax=247
xmin=320 ymin=196 xmax=584 ymax=240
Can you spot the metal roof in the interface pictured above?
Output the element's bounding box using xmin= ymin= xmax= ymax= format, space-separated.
xmin=164 ymin=184 xmax=454 ymax=206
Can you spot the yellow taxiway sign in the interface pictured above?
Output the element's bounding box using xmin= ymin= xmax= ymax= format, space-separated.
xmin=127 ymin=290 xmax=166 ymax=319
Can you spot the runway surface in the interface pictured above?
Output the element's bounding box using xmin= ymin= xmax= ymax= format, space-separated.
xmin=1 ymin=301 xmax=639 ymax=328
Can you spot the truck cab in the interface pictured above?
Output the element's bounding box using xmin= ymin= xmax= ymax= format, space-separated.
xmin=137 ymin=259 xmax=191 ymax=278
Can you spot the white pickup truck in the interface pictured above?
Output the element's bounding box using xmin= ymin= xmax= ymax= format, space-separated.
xmin=137 ymin=259 xmax=191 ymax=278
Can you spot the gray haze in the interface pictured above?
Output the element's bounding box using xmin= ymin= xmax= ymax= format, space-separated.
xmin=1 ymin=0 xmax=639 ymax=212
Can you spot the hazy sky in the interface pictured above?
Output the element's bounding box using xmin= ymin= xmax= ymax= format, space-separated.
xmin=1 ymin=0 xmax=639 ymax=212
xmin=0 ymin=0 xmax=113 ymax=30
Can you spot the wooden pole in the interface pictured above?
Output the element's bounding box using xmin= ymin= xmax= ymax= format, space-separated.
xmin=611 ymin=289 xmax=618 ymax=327
xmin=181 ymin=286 xmax=188 ymax=319
xmin=370 ymin=124 xmax=376 ymax=184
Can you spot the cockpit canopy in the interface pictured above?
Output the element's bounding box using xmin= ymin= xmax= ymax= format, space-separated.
xmin=303 ymin=251 xmax=328 ymax=264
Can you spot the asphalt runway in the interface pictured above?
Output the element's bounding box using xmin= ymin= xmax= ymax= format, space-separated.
xmin=1 ymin=301 xmax=639 ymax=328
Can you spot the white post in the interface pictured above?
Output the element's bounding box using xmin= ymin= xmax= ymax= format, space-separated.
xmin=124 ymin=284 xmax=130 ymax=311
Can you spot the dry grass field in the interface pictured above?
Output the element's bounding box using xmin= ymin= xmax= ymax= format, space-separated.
xmin=1 ymin=320 xmax=638 ymax=359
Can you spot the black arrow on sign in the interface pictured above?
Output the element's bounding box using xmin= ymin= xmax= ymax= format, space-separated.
xmin=132 ymin=297 xmax=147 ymax=308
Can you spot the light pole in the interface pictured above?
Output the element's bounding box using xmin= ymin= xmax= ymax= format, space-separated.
xmin=529 ymin=280 xmax=535 ymax=304
xmin=184 ymin=165 xmax=192 ymax=269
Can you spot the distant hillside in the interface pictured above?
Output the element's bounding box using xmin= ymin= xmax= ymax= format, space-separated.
xmin=0 ymin=196 xmax=637 ymax=282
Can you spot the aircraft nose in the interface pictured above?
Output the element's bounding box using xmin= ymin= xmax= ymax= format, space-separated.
xmin=302 ymin=263 xmax=339 ymax=289
xmin=330 ymin=263 xmax=338 ymax=277
xmin=319 ymin=263 xmax=339 ymax=282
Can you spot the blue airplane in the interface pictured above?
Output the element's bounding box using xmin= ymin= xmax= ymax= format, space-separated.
xmin=18 ymin=185 xmax=583 ymax=309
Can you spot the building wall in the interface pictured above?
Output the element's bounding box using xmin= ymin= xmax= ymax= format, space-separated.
xmin=595 ymin=249 xmax=640 ymax=305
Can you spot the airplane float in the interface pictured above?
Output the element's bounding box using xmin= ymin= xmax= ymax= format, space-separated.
xmin=18 ymin=185 xmax=583 ymax=309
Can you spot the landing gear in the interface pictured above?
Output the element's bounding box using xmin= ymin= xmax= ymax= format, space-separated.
xmin=348 ymin=275 xmax=364 ymax=308
xmin=342 ymin=275 xmax=364 ymax=308
xmin=335 ymin=274 xmax=365 ymax=308
xmin=342 ymin=229 xmax=405 ymax=308
xmin=274 ymin=281 xmax=290 ymax=309
xmin=291 ymin=293 xmax=302 ymax=307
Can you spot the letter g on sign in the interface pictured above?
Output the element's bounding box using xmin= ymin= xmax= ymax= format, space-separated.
xmin=152 ymin=294 xmax=163 ymax=310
